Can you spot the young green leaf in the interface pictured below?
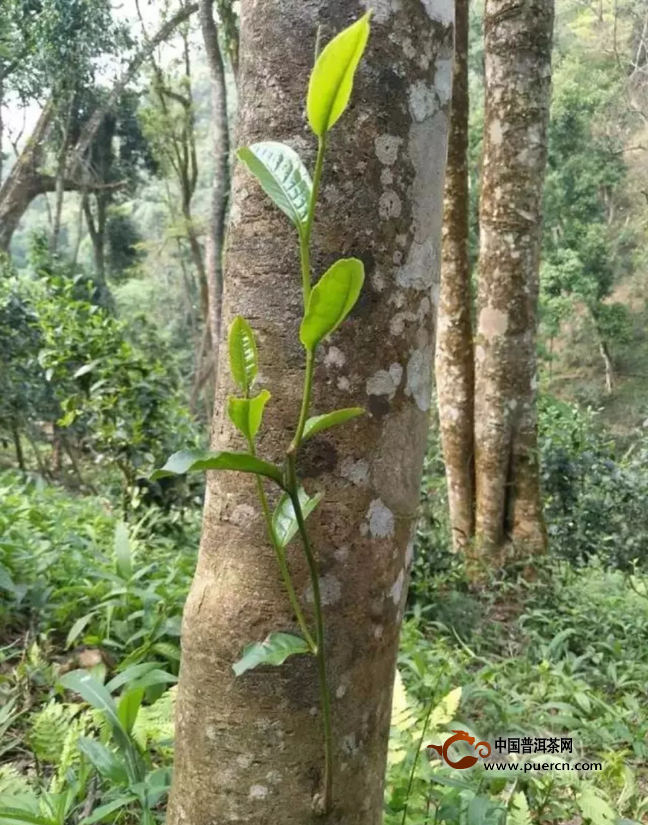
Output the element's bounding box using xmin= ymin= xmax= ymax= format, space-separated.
xmin=307 ymin=12 xmax=371 ymax=136
xmin=303 ymin=407 xmax=364 ymax=440
xmin=232 ymin=632 xmax=311 ymax=676
xmin=151 ymin=449 xmax=285 ymax=487
xmin=237 ymin=142 xmax=312 ymax=229
xmin=79 ymin=796 xmax=138 ymax=825
xmin=0 ymin=809 xmax=53 ymax=825
xmin=228 ymin=316 xmax=258 ymax=393
xmin=272 ymin=488 xmax=323 ymax=549
xmin=77 ymin=738 xmax=129 ymax=785
xmin=300 ymin=258 xmax=364 ymax=351
xmin=227 ymin=390 xmax=271 ymax=443
xmin=118 ymin=688 xmax=144 ymax=734
xmin=65 ymin=612 xmax=95 ymax=648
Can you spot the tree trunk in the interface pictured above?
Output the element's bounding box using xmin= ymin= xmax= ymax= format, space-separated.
xmin=0 ymin=74 xmax=4 ymax=186
xmin=474 ymin=0 xmax=553 ymax=560
xmin=0 ymin=103 xmax=54 ymax=250
xmin=200 ymin=0 xmax=231 ymax=389
xmin=435 ymin=0 xmax=474 ymax=551
xmin=599 ymin=338 xmax=614 ymax=394
xmin=11 ymin=421 xmax=25 ymax=474
xmin=166 ymin=1 xmax=453 ymax=823
xmin=50 ymin=98 xmax=74 ymax=253
xmin=0 ymin=6 xmax=199 ymax=252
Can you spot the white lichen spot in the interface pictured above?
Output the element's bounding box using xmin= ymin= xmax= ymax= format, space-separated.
xmin=336 ymin=683 xmax=347 ymax=699
xmin=249 ymin=785 xmax=268 ymax=800
xmin=422 ymin=0 xmax=454 ymax=24
xmin=409 ymin=81 xmax=438 ymax=122
xmin=325 ymin=346 xmax=346 ymax=369
xmin=206 ymin=725 xmax=217 ymax=741
xmin=434 ymin=57 xmax=454 ymax=106
xmin=390 ymin=310 xmax=417 ymax=336
xmin=341 ymin=733 xmax=360 ymax=757
xmin=479 ymin=307 xmax=509 ymax=340
xmin=379 ymin=190 xmax=402 ymax=220
xmin=405 ymin=348 xmax=432 ymax=411
xmin=266 ymin=770 xmax=282 ymax=785
xmin=372 ymin=270 xmax=386 ymax=292
xmin=375 ymin=134 xmax=402 ymax=165
xmin=310 ymin=706 xmax=318 ymax=716
xmin=402 ymin=36 xmax=416 ymax=59
xmin=305 ymin=573 xmax=341 ymax=605
xmin=230 ymin=503 xmax=256 ymax=527
xmin=390 ymin=569 xmax=405 ymax=605
xmin=393 ymin=250 xmax=403 ymax=265
xmin=340 ymin=457 xmax=370 ymax=486
xmin=337 ymin=376 xmax=351 ymax=391
xmin=361 ymin=0 xmax=402 ymax=22
xmin=489 ymin=118 xmax=504 ymax=145
xmin=374 ymin=625 xmax=384 ymax=639
xmin=236 ymin=753 xmax=254 ymax=769
xmin=367 ymin=498 xmax=395 ymax=539
xmin=366 ymin=363 xmax=403 ymax=399
xmin=381 ymin=168 xmax=394 ymax=186
xmin=405 ymin=537 xmax=415 ymax=568
xmin=335 ymin=546 xmax=350 ymax=562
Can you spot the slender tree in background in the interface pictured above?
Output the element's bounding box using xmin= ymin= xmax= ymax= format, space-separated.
xmin=199 ymin=0 xmax=230 ymax=389
xmin=473 ymin=0 xmax=554 ymax=559
xmin=435 ymin=0 xmax=474 ymax=551
xmin=166 ymin=0 xmax=452 ymax=822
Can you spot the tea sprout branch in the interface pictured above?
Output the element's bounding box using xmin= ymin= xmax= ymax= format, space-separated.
xmin=153 ymin=12 xmax=372 ymax=814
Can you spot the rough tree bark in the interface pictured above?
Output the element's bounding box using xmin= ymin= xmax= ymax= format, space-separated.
xmin=166 ymin=1 xmax=453 ymax=823
xmin=474 ymin=0 xmax=553 ymax=559
xmin=435 ymin=0 xmax=474 ymax=551
xmin=200 ymin=0 xmax=231 ymax=386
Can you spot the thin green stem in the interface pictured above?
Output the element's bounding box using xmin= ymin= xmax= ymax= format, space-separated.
xmin=291 ymin=349 xmax=315 ymax=451
xmin=299 ymin=135 xmax=327 ymax=309
xmin=247 ymin=439 xmax=316 ymax=652
xmin=401 ymin=672 xmax=445 ymax=825
xmin=287 ymin=457 xmax=333 ymax=813
xmin=283 ymin=128 xmax=333 ymax=811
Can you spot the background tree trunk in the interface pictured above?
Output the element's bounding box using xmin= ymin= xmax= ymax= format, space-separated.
xmin=0 ymin=6 xmax=199 ymax=252
xmin=200 ymin=0 xmax=230 ymax=387
xmin=166 ymin=1 xmax=453 ymax=823
xmin=435 ymin=0 xmax=474 ymax=551
xmin=474 ymin=0 xmax=553 ymax=560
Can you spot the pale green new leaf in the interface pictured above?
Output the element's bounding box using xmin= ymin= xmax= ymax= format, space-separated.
xmin=58 ymin=670 xmax=123 ymax=736
xmin=80 ymin=796 xmax=138 ymax=825
xmin=303 ymin=407 xmax=364 ymax=440
xmin=307 ymin=13 xmax=371 ymax=136
xmin=228 ymin=390 xmax=271 ymax=443
xmin=228 ymin=316 xmax=258 ymax=393
xmin=272 ymin=488 xmax=323 ymax=549
xmin=233 ymin=632 xmax=311 ymax=676
xmin=151 ymin=449 xmax=284 ymax=488
xmin=300 ymin=258 xmax=364 ymax=351
xmin=237 ymin=142 xmax=312 ymax=229
xmin=0 ymin=809 xmax=53 ymax=825
xmin=427 ymin=686 xmax=462 ymax=731
xmin=577 ymin=787 xmax=616 ymax=825
xmin=509 ymin=792 xmax=532 ymax=825
xmin=77 ymin=738 xmax=129 ymax=785
xmin=118 ymin=688 xmax=144 ymax=734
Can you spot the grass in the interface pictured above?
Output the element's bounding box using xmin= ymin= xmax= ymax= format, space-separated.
xmin=1 ymin=449 xmax=648 ymax=823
